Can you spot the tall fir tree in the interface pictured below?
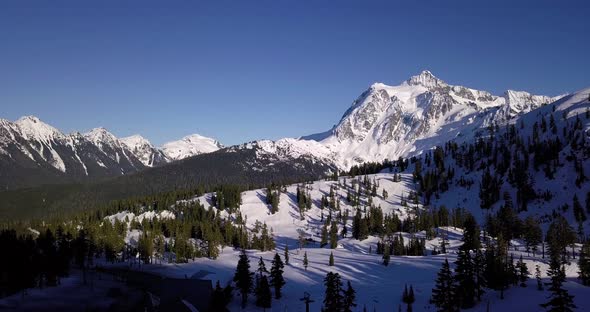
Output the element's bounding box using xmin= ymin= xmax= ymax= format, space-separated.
xmin=255 ymin=275 xmax=272 ymax=310
xmin=578 ymin=240 xmax=590 ymax=286
xmin=461 ymin=214 xmax=481 ymax=251
xmin=284 ymin=245 xmax=290 ymax=265
xmin=233 ymin=250 xmax=254 ymax=308
xmin=270 ymin=253 xmax=286 ymax=299
xmin=303 ymin=251 xmax=309 ymax=271
xmin=454 ymin=249 xmax=476 ymax=308
xmin=343 ymin=280 xmax=357 ymax=312
xmin=517 ymin=255 xmax=530 ymax=287
xmin=541 ymin=258 xmax=576 ymax=311
xmin=473 ymin=249 xmax=487 ymax=301
xmin=431 ymin=259 xmax=458 ymax=312
xmin=321 ymin=224 xmax=329 ymax=247
xmin=323 ymin=272 xmax=344 ymax=311
xmin=383 ymin=244 xmax=391 ymax=266
xmin=535 ymin=264 xmax=544 ymax=291
xmin=329 ymin=251 xmax=335 ymax=266
xmin=330 ymin=221 xmax=339 ymax=249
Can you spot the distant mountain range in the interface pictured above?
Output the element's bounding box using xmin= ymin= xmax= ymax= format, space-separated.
xmin=0 ymin=70 xmax=574 ymax=191
xmin=0 ymin=116 xmax=222 ymax=189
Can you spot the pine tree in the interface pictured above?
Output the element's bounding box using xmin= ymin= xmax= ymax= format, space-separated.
xmin=270 ymin=253 xmax=286 ymax=299
xmin=517 ymin=255 xmax=529 ymax=287
xmin=323 ymin=272 xmax=344 ymax=311
xmin=431 ymin=259 xmax=457 ymax=312
xmin=343 ymin=280 xmax=357 ymax=312
xmin=284 ymin=245 xmax=290 ymax=265
xmin=321 ymin=224 xmax=329 ymax=247
xmin=454 ymin=249 xmax=476 ymax=308
xmin=255 ymin=275 xmax=272 ymax=310
xmin=461 ymin=214 xmax=481 ymax=251
xmin=472 ymin=249 xmax=486 ymax=301
xmin=523 ymin=216 xmax=542 ymax=256
xmin=573 ymin=194 xmax=587 ymax=223
xmin=233 ymin=250 xmax=254 ymax=308
xmin=329 ymin=251 xmax=335 ymax=266
xmin=541 ymin=258 xmax=576 ymax=311
xmin=536 ymin=264 xmax=544 ymax=290
xmin=257 ymin=257 xmax=268 ymax=277
xmin=382 ymin=244 xmax=391 ymax=266
xmin=210 ymin=280 xmax=232 ymax=311
xmin=578 ymin=241 xmax=590 ymax=286
xmin=330 ymin=221 xmax=339 ymax=249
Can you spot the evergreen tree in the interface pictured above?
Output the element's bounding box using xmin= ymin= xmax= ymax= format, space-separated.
xmin=579 ymin=241 xmax=590 ymax=286
xmin=329 ymin=251 xmax=335 ymax=266
xmin=303 ymin=251 xmax=309 ymax=271
xmin=323 ymin=272 xmax=344 ymax=311
xmin=573 ymin=194 xmax=587 ymax=223
xmin=546 ymin=216 xmax=576 ymax=262
xmin=330 ymin=221 xmax=339 ymax=249
xmin=210 ymin=280 xmax=233 ymax=312
xmin=383 ymin=244 xmax=391 ymax=266
xmin=454 ymin=249 xmax=476 ymax=308
xmin=233 ymin=250 xmax=254 ymax=308
xmin=517 ymin=255 xmax=529 ymax=287
xmin=284 ymin=245 xmax=290 ymax=265
xmin=321 ymin=224 xmax=329 ymax=247
xmin=270 ymin=253 xmax=286 ymax=299
xmin=541 ymin=258 xmax=576 ymax=311
xmin=343 ymin=280 xmax=357 ymax=312
xmin=523 ymin=216 xmax=543 ymax=256
xmin=138 ymin=232 xmax=153 ymax=264
xmin=461 ymin=214 xmax=481 ymax=251
xmin=255 ymin=275 xmax=272 ymax=310
xmin=431 ymin=259 xmax=457 ymax=312
xmin=257 ymin=257 xmax=268 ymax=277
xmin=536 ymin=264 xmax=544 ymax=290
xmin=473 ymin=249 xmax=486 ymax=301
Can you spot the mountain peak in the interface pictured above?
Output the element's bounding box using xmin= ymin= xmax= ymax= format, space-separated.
xmin=162 ymin=133 xmax=223 ymax=160
xmin=405 ymin=70 xmax=447 ymax=89
xmin=15 ymin=115 xmax=63 ymax=142
xmin=83 ymin=127 xmax=119 ymax=144
xmin=121 ymin=134 xmax=152 ymax=148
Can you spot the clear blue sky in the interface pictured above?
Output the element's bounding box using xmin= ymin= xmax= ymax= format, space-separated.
xmin=1 ymin=0 xmax=589 ymax=146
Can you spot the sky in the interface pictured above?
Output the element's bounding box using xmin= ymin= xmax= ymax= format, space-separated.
xmin=1 ymin=0 xmax=589 ymax=146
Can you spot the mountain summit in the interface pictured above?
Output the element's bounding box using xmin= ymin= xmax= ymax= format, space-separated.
xmin=301 ymin=70 xmax=565 ymax=168
xmin=162 ymin=134 xmax=224 ymax=161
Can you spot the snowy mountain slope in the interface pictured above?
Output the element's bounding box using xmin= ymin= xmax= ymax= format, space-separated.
xmin=120 ymin=135 xmax=169 ymax=167
xmin=83 ymin=127 xmax=145 ymax=172
xmin=161 ymin=133 xmax=223 ymax=160
xmin=298 ymin=70 xmax=565 ymax=169
xmin=97 ymin=169 xmax=590 ymax=311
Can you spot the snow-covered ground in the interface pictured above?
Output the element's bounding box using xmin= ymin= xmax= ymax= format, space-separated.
xmin=3 ymin=170 xmax=590 ymax=310
xmin=104 ymin=173 xmax=590 ymax=310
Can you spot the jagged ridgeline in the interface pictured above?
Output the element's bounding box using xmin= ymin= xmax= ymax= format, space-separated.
xmin=1 ymin=71 xmax=589 ymax=223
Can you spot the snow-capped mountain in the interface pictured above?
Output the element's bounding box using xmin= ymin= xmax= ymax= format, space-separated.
xmin=162 ymin=134 xmax=223 ymax=161
xmin=297 ymin=70 xmax=565 ymax=169
xmin=0 ymin=70 xmax=573 ymax=190
xmin=120 ymin=135 xmax=169 ymax=167
xmin=0 ymin=117 xmax=223 ymax=189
